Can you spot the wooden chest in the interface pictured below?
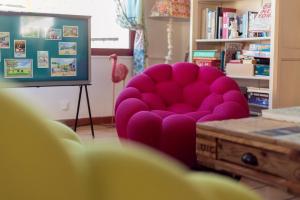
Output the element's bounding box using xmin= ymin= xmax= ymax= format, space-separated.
xmin=196 ymin=117 xmax=300 ymax=195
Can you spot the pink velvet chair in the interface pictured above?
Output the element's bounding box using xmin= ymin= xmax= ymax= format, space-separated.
xmin=115 ymin=63 xmax=249 ymax=168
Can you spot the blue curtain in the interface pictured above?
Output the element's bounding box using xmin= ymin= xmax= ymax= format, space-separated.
xmin=114 ymin=0 xmax=146 ymax=75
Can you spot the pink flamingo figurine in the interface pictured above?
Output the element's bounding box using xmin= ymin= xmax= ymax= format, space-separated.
xmin=109 ymin=53 xmax=129 ymax=124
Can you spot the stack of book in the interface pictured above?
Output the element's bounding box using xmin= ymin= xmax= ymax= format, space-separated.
xmin=201 ymin=5 xmax=270 ymax=39
xmin=243 ymin=44 xmax=270 ymax=76
xmin=192 ymin=50 xmax=221 ymax=68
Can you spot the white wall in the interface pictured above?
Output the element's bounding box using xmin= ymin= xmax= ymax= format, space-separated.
xmin=145 ymin=0 xmax=190 ymax=65
xmin=7 ymin=1 xmax=190 ymax=121
xmin=9 ymin=56 xmax=133 ymax=120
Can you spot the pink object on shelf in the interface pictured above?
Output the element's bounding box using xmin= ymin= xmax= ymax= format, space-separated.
xmin=115 ymin=62 xmax=249 ymax=168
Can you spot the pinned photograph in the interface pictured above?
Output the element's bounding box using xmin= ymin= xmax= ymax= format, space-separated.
xmin=37 ymin=51 xmax=49 ymax=68
xmin=21 ymin=27 xmax=40 ymax=38
xmin=0 ymin=32 xmax=10 ymax=48
xmin=59 ymin=42 xmax=77 ymax=55
xmin=63 ymin=26 xmax=79 ymax=37
xmin=4 ymin=59 xmax=33 ymax=78
xmin=51 ymin=58 xmax=76 ymax=77
xmin=20 ymin=16 xmax=45 ymax=38
xmin=45 ymin=28 xmax=62 ymax=40
xmin=14 ymin=40 xmax=26 ymax=58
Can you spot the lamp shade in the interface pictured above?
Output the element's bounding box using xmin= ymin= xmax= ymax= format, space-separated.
xmin=150 ymin=0 xmax=190 ymax=19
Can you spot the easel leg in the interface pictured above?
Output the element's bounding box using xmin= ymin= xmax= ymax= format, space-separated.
xmin=74 ymin=85 xmax=83 ymax=132
xmin=85 ymin=85 xmax=95 ymax=138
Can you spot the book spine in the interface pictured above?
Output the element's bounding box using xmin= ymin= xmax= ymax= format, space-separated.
xmin=192 ymin=50 xmax=219 ymax=58
xmin=222 ymin=12 xmax=229 ymax=39
xmin=255 ymin=65 xmax=270 ymax=76
xmin=243 ymin=50 xmax=271 ymax=58
xmin=249 ymin=44 xmax=271 ymax=52
xmin=218 ymin=16 xmax=223 ymax=39
xmin=215 ymin=7 xmax=221 ymax=39
xmin=242 ymin=13 xmax=248 ymax=38
xmin=248 ymin=92 xmax=269 ymax=107
xmin=220 ymin=50 xmax=225 ymax=72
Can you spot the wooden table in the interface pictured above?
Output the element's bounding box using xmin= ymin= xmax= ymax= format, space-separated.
xmin=196 ymin=117 xmax=300 ymax=194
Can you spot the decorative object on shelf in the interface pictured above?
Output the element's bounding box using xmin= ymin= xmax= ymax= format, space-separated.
xmin=109 ymin=53 xmax=129 ymax=125
xmin=228 ymin=18 xmax=239 ymax=39
xmin=250 ymin=2 xmax=272 ymax=32
xmin=150 ymin=0 xmax=190 ymax=64
xmin=114 ymin=0 xmax=146 ymax=75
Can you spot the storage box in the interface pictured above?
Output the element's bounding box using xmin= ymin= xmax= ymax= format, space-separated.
xmin=225 ymin=63 xmax=254 ymax=76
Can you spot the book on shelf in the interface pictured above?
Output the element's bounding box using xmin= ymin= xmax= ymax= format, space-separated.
xmin=192 ymin=50 xmax=220 ymax=59
xmin=193 ymin=58 xmax=221 ymax=68
xmin=248 ymin=91 xmax=269 ymax=108
xmin=222 ymin=11 xmax=237 ymax=39
xmin=201 ymin=5 xmax=270 ymax=40
xmin=246 ymin=11 xmax=259 ymax=38
xmin=255 ymin=64 xmax=270 ymax=76
xmin=242 ymin=50 xmax=271 ymax=58
xmin=250 ymin=3 xmax=272 ymax=32
xmin=202 ymin=8 xmax=217 ymax=39
xmin=262 ymin=107 xmax=300 ymax=123
xmin=255 ymin=57 xmax=270 ymax=65
xmin=215 ymin=7 xmax=236 ymax=39
xmin=247 ymin=87 xmax=270 ymax=93
xmin=249 ymin=44 xmax=271 ymax=52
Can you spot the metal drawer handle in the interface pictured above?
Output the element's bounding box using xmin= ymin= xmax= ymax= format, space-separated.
xmin=241 ymin=153 xmax=258 ymax=166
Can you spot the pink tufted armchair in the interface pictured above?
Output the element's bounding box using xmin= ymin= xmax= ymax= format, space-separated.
xmin=115 ymin=63 xmax=249 ymax=168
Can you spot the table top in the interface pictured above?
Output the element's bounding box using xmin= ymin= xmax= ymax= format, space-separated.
xmin=197 ymin=117 xmax=300 ymax=151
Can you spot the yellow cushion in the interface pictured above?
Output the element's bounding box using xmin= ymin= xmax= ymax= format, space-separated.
xmin=0 ymin=88 xmax=261 ymax=200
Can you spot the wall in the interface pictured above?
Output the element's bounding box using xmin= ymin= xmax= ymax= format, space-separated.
xmin=7 ymin=1 xmax=190 ymax=120
xmin=145 ymin=0 xmax=190 ymax=65
xmin=9 ymin=56 xmax=133 ymax=120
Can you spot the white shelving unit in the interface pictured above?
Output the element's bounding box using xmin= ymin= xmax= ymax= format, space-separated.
xmin=190 ymin=0 xmax=300 ymax=110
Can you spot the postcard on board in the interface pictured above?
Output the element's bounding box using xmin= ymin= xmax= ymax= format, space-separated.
xmin=51 ymin=58 xmax=76 ymax=77
xmin=14 ymin=40 xmax=26 ymax=58
xmin=63 ymin=26 xmax=79 ymax=37
xmin=45 ymin=28 xmax=62 ymax=40
xmin=4 ymin=59 xmax=33 ymax=78
xmin=0 ymin=32 xmax=10 ymax=48
xmin=21 ymin=27 xmax=40 ymax=38
xmin=37 ymin=51 xmax=49 ymax=68
xmin=59 ymin=42 xmax=77 ymax=55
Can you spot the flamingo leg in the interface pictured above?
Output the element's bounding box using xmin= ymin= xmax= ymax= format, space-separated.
xmin=122 ymin=80 xmax=125 ymax=89
xmin=112 ymin=83 xmax=116 ymax=125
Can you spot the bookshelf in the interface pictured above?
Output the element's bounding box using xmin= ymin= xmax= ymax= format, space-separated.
xmin=190 ymin=0 xmax=300 ymax=114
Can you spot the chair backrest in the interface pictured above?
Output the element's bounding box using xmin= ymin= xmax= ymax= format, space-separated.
xmin=0 ymin=89 xmax=88 ymax=200
xmin=116 ymin=63 xmax=248 ymax=115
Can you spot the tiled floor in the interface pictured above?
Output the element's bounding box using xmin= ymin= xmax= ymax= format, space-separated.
xmin=76 ymin=125 xmax=300 ymax=200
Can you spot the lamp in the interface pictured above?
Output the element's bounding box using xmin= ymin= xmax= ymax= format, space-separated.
xmin=150 ymin=0 xmax=190 ymax=64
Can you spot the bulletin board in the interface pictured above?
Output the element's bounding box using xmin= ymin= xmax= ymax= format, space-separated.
xmin=0 ymin=11 xmax=91 ymax=87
